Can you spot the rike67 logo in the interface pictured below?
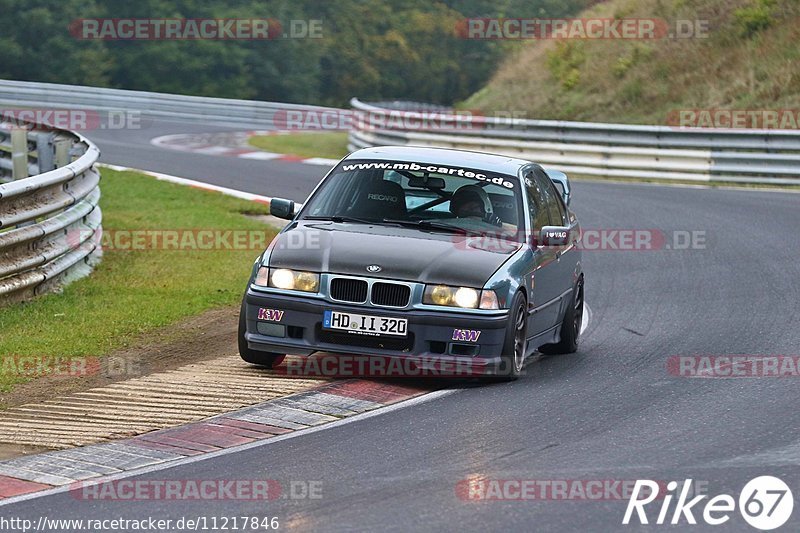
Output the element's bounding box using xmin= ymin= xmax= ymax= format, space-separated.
xmin=623 ymin=476 xmax=794 ymax=530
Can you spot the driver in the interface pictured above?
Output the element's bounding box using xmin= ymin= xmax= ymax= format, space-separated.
xmin=450 ymin=185 xmax=491 ymax=220
xmin=450 ymin=184 xmax=515 ymax=233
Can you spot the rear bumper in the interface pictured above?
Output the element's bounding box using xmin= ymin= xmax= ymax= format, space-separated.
xmin=243 ymin=288 xmax=510 ymax=376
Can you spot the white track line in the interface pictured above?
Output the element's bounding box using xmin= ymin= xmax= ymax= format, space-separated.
xmin=582 ymin=302 xmax=592 ymax=335
xmin=99 ymin=164 xmax=273 ymax=204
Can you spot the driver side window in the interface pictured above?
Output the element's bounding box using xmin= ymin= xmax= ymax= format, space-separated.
xmin=525 ymin=172 xmax=549 ymax=235
xmin=533 ymin=168 xmax=567 ymax=226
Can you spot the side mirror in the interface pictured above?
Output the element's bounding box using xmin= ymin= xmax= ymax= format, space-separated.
xmin=270 ymin=198 xmax=296 ymax=220
xmin=540 ymin=226 xmax=570 ymax=247
xmin=545 ymin=169 xmax=571 ymax=206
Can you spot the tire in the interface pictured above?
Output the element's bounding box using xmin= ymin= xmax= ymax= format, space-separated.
xmin=540 ymin=277 xmax=584 ymax=355
xmin=488 ymin=291 xmax=528 ymax=382
xmin=238 ymin=297 xmax=286 ymax=368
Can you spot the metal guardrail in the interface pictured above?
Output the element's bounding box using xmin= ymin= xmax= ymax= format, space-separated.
xmin=348 ymin=99 xmax=800 ymax=185
xmin=3 ymin=80 xmax=797 ymax=185
xmin=0 ymin=79 xmax=341 ymax=129
xmin=0 ymin=120 xmax=102 ymax=304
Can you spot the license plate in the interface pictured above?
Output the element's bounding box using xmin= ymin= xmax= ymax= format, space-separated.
xmin=323 ymin=310 xmax=408 ymax=337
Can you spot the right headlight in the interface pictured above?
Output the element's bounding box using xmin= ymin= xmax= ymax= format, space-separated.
xmin=253 ymin=266 xmax=320 ymax=293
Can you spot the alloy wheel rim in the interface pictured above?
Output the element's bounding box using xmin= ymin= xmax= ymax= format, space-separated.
xmin=573 ymin=282 xmax=584 ymax=337
xmin=513 ymin=302 xmax=526 ymax=372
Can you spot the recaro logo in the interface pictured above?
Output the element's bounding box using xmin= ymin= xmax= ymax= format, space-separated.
xmin=367 ymin=194 xmax=397 ymax=202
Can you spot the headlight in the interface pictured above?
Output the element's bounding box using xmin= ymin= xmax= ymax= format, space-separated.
xmin=423 ymin=285 xmax=498 ymax=310
xmin=454 ymin=287 xmax=479 ymax=308
xmin=255 ymin=267 xmax=319 ymax=293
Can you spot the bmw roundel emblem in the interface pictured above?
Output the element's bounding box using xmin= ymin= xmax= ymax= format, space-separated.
xmin=366 ymin=265 xmax=382 ymax=273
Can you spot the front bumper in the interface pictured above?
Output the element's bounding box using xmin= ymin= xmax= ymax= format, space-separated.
xmin=244 ymin=287 xmax=510 ymax=376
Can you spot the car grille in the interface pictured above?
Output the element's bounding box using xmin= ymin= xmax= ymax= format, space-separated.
xmin=371 ymin=282 xmax=411 ymax=307
xmin=317 ymin=326 xmax=414 ymax=352
xmin=330 ymin=278 xmax=368 ymax=303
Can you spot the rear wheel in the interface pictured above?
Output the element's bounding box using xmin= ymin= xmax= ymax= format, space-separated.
xmin=238 ymin=297 xmax=286 ymax=368
xmin=540 ymin=277 xmax=583 ymax=355
xmin=490 ymin=291 xmax=527 ymax=382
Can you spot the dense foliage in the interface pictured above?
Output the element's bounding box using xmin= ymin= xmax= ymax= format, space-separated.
xmin=0 ymin=0 xmax=590 ymax=106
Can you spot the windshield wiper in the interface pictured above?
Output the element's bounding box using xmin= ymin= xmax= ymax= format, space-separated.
xmin=381 ymin=219 xmax=469 ymax=235
xmin=304 ymin=216 xmax=468 ymax=234
xmin=304 ymin=215 xmax=379 ymax=224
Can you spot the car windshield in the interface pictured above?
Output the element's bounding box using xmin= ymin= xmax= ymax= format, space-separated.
xmin=300 ymin=159 xmax=523 ymax=239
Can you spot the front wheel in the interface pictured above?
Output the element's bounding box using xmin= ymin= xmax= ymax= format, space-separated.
xmin=238 ymin=297 xmax=286 ymax=368
xmin=489 ymin=291 xmax=528 ymax=382
xmin=540 ymin=277 xmax=583 ymax=355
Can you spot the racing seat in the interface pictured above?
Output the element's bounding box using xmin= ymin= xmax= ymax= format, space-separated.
xmin=488 ymin=193 xmax=518 ymax=226
xmin=352 ymin=179 xmax=407 ymax=220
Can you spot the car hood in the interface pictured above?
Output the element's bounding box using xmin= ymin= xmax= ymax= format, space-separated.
xmin=266 ymin=222 xmax=521 ymax=287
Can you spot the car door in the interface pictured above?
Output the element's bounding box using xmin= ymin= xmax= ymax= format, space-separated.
xmin=523 ymin=169 xmax=561 ymax=336
xmin=532 ymin=167 xmax=579 ymax=327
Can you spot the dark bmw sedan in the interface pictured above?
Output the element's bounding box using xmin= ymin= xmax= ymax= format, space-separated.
xmin=239 ymin=146 xmax=584 ymax=380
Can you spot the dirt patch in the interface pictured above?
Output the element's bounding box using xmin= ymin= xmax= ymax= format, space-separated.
xmin=0 ymin=305 xmax=240 ymax=411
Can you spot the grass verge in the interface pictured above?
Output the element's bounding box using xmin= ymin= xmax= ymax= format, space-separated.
xmin=0 ymin=168 xmax=276 ymax=392
xmin=248 ymin=132 xmax=348 ymax=159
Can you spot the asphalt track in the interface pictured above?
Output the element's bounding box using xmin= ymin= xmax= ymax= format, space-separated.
xmin=4 ymin=119 xmax=799 ymax=531
xmin=89 ymin=119 xmax=326 ymax=201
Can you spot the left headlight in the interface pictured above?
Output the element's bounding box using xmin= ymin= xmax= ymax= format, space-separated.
xmin=423 ymin=285 xmax=498 ymax=310
xmin=253 ymin=266 xmax=319 ymax=293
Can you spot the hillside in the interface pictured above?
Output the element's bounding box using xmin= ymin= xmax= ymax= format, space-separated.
xmin=461 ymin=0 xmax=800 ymax=125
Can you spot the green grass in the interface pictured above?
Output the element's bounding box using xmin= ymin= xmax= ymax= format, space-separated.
xmin=248 ymin=132 xmax=349 ymax=159
xmin=0 ymin=168 xmax=275 ymax=391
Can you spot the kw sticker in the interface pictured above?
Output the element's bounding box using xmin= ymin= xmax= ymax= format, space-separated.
xmin=452 ymin=329 xmax=481 ymax=342
xmin=257 ymin=308 xmax=284 ymax=322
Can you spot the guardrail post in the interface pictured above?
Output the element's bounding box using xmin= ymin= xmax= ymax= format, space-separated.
xmin=35 ymin=132 xmax=56 ymax=173
xmin=54 ymin=139 xmax=72 ymax=168
xmin=10 ymin=129 xmax=28 ymax=180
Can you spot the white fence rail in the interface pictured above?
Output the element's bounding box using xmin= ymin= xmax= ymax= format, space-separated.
xmin=348 ymin=99 xmax=800 ymax=185
xmin=0 ymin=79 xmax=340 ymax=129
